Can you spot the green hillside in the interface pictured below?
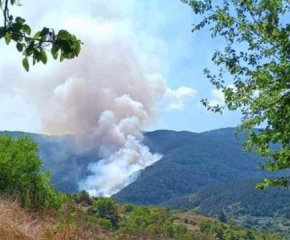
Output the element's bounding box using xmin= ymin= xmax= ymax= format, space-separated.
xmin=115 ymin=130 xmax=272 ymax=205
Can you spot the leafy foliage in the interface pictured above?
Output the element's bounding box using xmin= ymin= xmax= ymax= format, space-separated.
xmin=0 ymin=135 xmax=61 ymax=209
xmin=91 ymin=198 xmax=118 ymax=226
xmin=0 ymin=0 xmax=81 ymax=71
xmin=0 ymin=131 xmax=101 ymax=194
xmin=182 ymin=0 xmax=290 ymax=188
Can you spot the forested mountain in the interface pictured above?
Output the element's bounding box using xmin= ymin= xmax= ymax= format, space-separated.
xmin=115 ymin=129 xmax=272 ymax=204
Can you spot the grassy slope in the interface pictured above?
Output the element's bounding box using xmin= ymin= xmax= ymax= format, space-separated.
xmin=0 ymin=198 xmax=113 ymax=240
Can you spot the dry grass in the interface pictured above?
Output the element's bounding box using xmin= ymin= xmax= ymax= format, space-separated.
xmin=0 ymin=197 xmax=113 ymax=240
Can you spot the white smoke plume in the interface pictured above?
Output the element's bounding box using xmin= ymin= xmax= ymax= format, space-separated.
xmin=0 ymin=0 xmax=196 ymax=196
xmin=79 ymin=95 xmax=162 ymax=196
xmin=80 ymin=96 xmax=162 ymax=196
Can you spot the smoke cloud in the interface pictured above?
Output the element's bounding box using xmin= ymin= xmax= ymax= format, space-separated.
xmin=79 ymin=94 xmax=163 ymax=196
xmin=1 ymin=0 xmax=197 ymax=196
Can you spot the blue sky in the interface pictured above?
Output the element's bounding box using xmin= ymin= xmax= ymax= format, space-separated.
xmin=135 ymin=0 xmax=242 ymax=132
xmin=0 ymin=0 xmax=241 ymax=134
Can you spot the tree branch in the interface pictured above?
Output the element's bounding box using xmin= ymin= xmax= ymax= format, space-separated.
xmin=3 ymin=0 xmax=8 ymax=30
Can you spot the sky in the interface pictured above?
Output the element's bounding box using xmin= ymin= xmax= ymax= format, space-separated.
xmin=0 ymin=0 xmax=241 ymax=134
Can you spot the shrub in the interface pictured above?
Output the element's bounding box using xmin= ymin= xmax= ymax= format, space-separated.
xmin=92 ymin=198 xmax=118 ymax=219
xmin=122 ymin=203 xmax=134 ymax=213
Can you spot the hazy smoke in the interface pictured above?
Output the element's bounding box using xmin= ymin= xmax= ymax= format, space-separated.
xmin=14 ymin=0 xmax=195 ymax=196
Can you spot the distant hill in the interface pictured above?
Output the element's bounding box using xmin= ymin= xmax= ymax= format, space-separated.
xmin=114 ymin=129 xmax=273 ymax=205
xmin=0 ymin=128 xmax=277 ymax=196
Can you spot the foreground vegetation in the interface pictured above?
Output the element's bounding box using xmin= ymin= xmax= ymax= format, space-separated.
xmin=0 ymin=195 xmax=286 ymax=240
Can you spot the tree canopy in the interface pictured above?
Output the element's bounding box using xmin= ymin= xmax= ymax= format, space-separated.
xmin=0 ymin=0 xmax=81 ymax=71
xmin=183 ymin=0 xmax=290 ymax=188
xmin=0 ymin=135 xmax=61 ymax=209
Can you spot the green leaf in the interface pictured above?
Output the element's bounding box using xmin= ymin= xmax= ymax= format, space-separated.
xmin=22 ymin=58 xmax=29 ymax=72
xmin=25 ymin=42 xmax=35 ymax=56
xmin=40 ymin=49 xmax=48 ymax=64
xmin=22 ymin=24 xmax=31 ymax=35
xmin=51 ymin=46 xmax=59 ymax=60
xmin=57 ymin=30 xmax=70 ymax=40
xmin=33 ymin=49 xmax=41 ymax=62
xmin=60 ymin=52 xmax=64 ymax=62
xmin=5 ymin=33 xmax=11 ymax=45
xmin=74 ymin=41 xmax=81 ymax=56
xmin=40 ymin=27 xmax=49 ymax=37
xmin=33 ymin=31 xmax=41 ymax=39
xmin=10 ymin=0 xmax=15 ymax=5
xmin=12 ymin=22 xmax=23 ymax=32
xmin=59 ymin=40 xmax=71 ymax=54
xmin=16 ymin=42 xmax=23 ymax=52
xmin=11 ymin=34 xmax=22 ymax=42
xmin=15 ymin=17 xmax=25 ymax=24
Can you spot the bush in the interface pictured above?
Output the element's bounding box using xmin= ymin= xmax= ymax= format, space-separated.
xmin=96 ymin=218 xmax=113 ymax=230
xmin=122 ymin=203 xmax=134 ymax=213
xmin=73 ymin=190 xmax=92 ymax=205
xmin=92 ymin=198 xmax=118 ymax=219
